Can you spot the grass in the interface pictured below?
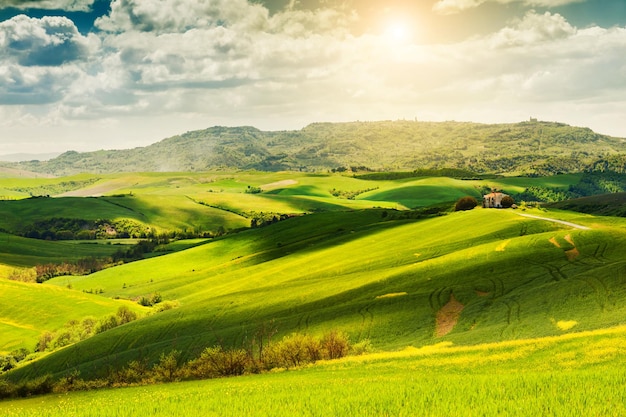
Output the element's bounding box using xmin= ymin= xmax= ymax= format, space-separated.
xmin=0 ymin=233 xmax=129 ymax=268
xmin=2 ymin=170 xmax=588 ymax=234
xmin=3 ymin=170 xmax=626 ymax=394
xmin=0 ymin=279 xmax=144 ymax=353
xmin=2 ymin=325 xmax=626 ymax=416
xmin=6 ymin=207 xmax=625 ymax=382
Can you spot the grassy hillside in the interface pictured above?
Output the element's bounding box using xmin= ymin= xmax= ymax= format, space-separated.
xmin=550 ymin=192 xmax=626 ymax=217
xmin=3 ymin=120 xmax=624 ymax=176
xmin=0 ymin=233 xmax=131 ymax=269
xmin=2 ymin=324 xmax=626 ymax=416
xmin=0 ymin=279 xmax=144 ymax=353
xmin=0 ymin=170 xmax=601 ymax=241
xmin=6 ymin=207 xmax=626 ymax=382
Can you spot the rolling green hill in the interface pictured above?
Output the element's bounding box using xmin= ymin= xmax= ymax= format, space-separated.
xmin=0 ymin=279 xmax=144 ymax=353
xmin=3 ymin=120 xmax=624 ymax=176
xmin=5 ymin=207 xmax=626 ymax=382
xmin=549 ymin=192 xmax=626 ymax=217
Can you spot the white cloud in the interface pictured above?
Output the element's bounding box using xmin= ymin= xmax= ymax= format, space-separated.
xmin=95 ymin=0 xmax=270 ymax=33
xmin=0 ymin=15 xmax=98 ymax=105
xmin=490 ymin=10 xmax=576 ymax=47
xmin=433 ymin=0 xmax=586 ymax=15
xmin=0 ymin=15 xmax=96 ymax=66
xmin=0 ymin=0 xmax=95 ymax=12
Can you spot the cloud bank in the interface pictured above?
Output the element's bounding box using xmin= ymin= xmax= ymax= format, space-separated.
xmin=0 ymin=0 xmax=96 ymax=12
xmin=433 ymin=0 xmax=586 ymax=15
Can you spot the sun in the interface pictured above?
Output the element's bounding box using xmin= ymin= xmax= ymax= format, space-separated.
xmin=384 ymin=19 xmax=413 ymax=44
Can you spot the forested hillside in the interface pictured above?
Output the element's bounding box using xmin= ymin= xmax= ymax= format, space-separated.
xmin=5 ymin=121 xmax=625 ymax=176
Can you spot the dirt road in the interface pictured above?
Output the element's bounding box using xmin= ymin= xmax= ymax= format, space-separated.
xmin=515 ymin=212 xmax=591 ymax=230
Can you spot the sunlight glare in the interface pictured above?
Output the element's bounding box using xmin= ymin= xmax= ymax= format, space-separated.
xmin=384 ymin=20 xmax=413 ymax=44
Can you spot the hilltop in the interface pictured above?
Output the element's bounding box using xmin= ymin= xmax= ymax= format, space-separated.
xmin=3 ymin=120 xmax=625 ymax=176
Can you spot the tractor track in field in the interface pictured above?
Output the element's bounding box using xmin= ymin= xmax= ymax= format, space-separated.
xmin=528 ymin=260 xmax=567 ymax=282
xmin=499 ymin=299 xmax=521 ymax=338
xmin=519 ymin=223 xmax=528 ymax=236
xmin=592 ymin=242 xmax=609 ymax=262
xmin=295 ymin=313 xmax=311 ymax=332
xmin=357 ymin=304 xmax=374 ymax=340
xmin=577 ymin=276 xmax=609 ymax=311
xmin=429 ymin=287 xmax=451 ymax=312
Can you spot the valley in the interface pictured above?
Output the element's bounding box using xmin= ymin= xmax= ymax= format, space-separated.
xmin=1 ymin=122 xmax=626 ymax=415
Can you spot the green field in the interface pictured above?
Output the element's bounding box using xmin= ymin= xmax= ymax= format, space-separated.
xmin=0 ymin=279 xmax=144 ymax=352
xmin=2 ymin=206 xmax=624 ymax=383
xmin=2 ymin=169 xmax=626 ymax=414
xmin=2 ymin=325 xmax=625 ymax=416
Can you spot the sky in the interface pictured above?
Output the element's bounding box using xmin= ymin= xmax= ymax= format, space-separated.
xmin=0 ymin=0 xmax=625 ymax=154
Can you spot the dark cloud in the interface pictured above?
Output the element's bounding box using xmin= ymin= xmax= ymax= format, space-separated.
xmin=0 ymin=68 xmax=63 ymax=104
xmin=0 ymin=0 xmax=95 ymax=12
xmin=0 ymin=14 xmax=92 ymax=66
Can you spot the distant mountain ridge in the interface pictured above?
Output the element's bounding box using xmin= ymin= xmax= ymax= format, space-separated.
xmin=3 ymin=120 xmax=625 ymax=176
xmin=0 ymin=152 xmax=60 ymax=163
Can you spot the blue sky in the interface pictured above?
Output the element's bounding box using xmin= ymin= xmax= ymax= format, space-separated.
xmin=0 ymin=0 xmax=625 ymax=154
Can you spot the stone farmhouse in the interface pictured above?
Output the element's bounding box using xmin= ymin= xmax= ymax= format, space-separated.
xmin=483 ymin=191 xmax=509 ymax=208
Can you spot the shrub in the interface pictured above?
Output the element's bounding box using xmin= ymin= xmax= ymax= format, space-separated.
xmin=116 ymin=306 xmax=138 ymax=324
xmin=321 ymin=330 xmax=350 ymax=360
xmin=270 ymin=333 xmax=321 ymax=368
xmin=455 ymin=196 xmax=478 ymax=211
xmin=501 ymin=195 xmax=515 ymax=208
xmin=37 ymin=331 xmax=55 ymax=352
xmin=350 ymin=339 xmax=373 ymax=356
xmin=190 ymin=346 xmax=249 ymax=378
xmin=95 ymin=315 xmax=119 ymax=334
xmin=152 ymin=350 xmax=182 ymax=383
xmin=0 ymin=379 xmax=17 ymax=399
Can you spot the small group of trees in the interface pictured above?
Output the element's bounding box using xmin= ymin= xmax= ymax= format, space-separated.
xmin=21 ymin=218 xmax=151 ymax=241
xmin=8 ymin=239 xmax=171 ymax=284
xmin=248 ymin=212 xmax=296 ymax=228
xmin=35 ymin=306 xmax=138 ymax=353
xmin=0 ymin=348 xmax=30 ymax=373
xmin=329 ymin=187 xmax=378 ymax=200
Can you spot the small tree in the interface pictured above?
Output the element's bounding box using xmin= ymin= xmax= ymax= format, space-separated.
xmin=321 ymin=330 xmax=350 ymax=360
xmin=116 ymin=306 xmax=138 ymax=324
xmin=455 ymin=196 xmax=478 ymax=211
xmin=153 ymin=350 xmax=181 ymax=382
xmin=501 ymin=195 xmax=515 ymax=208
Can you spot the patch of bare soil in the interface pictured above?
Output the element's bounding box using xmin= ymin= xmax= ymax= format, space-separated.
xmin=564 ymin=234 xmax=575 ymax=246
xmin=549 ymin=237 xmax=561 ymax=248
xmin=435 ymin=293 xmax=465 ymax=337
xmin=260 ymin=179 xmax=297 ymax=190
xmin=59 ymin=182 xmax=120 ymax=197
xmin=566 ymin=248 xmax=580 ymax=261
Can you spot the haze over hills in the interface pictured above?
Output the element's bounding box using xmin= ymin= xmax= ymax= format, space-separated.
xmin=0 ymin=153 xmax=60 ymax=163
xmin=3 ymin=120 xmax=625 ymax=176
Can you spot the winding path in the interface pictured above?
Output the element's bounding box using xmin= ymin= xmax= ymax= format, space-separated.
xmin=515 ymin=212 xmax=591 ymax=230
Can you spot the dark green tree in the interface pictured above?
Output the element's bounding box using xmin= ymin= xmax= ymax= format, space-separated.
xmin=455 ymin=196 xmax=478 ymax=211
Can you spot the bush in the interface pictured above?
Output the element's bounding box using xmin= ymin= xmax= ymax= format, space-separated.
xmin=350 ymin=339 xmax=373 ymax=356
xmin=152 ymin=350 xmax=182 ymax=383
xmin=501 ymin=195 xmax=515 ymax=208
xmin=455 ymin=196 xmax=478 ymax=211
xmin=321 ymin=330 xmax=350 ymax=360
xmin=190 ymin=346 xmax=249 ymax=378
